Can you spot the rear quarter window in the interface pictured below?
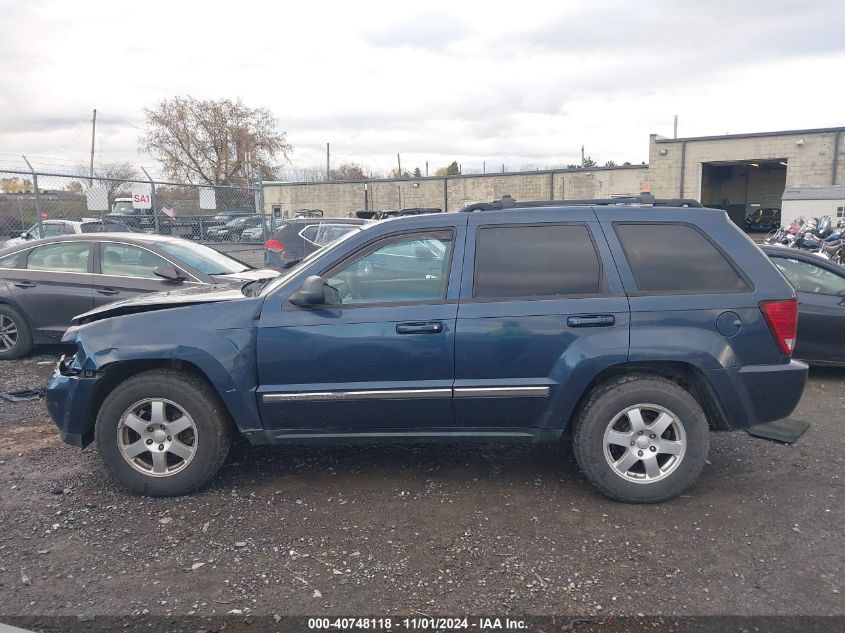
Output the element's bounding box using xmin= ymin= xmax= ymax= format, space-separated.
xmin=614 ymin=223 xmax=749 ymax=294
xmin=0 ymin=251 xmax=24 ymax=269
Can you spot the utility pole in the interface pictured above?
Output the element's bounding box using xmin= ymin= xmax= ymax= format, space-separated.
xmin=397 ymin=153 xmax=402 ymax=176
xmin=483 ymin=161 xmax=486 ymax=174
xmin=501 ymin=163 xmax=505 ymax=173
xmin=581 ymin=145 xmax=585 ymax=167
xmin=425 ymin=161 xmax=428 ymax=177
xmin=89 ymin=108 xmax=97 ymax=186
xmin=673 ymin=114 xmax=678 ymax=139
xmin=326 ymin=143 xmax=330 ymax=180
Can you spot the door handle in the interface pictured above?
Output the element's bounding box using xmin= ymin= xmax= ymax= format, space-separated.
xmin=13 ymin=281 xmax=36 ymax=289
xmin=396 ymin=321 xmax=444 ymax=334
xmin=96 ymin=287 xmax=120 ymax=296
xmin=567 ymin=315 xmax=615 ymax=328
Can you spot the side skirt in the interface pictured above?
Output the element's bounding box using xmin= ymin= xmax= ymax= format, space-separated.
xmin=243 ymin=427 xmax=563 ymax=446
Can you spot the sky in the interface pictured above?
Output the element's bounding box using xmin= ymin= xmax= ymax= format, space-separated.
xmin=1 ymin=0 xmax=844 ymax=179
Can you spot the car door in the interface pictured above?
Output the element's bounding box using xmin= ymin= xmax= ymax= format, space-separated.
xmin=92 ymin=241 xmax=192 ymax=306
xmin=255 ymin=219 xmax=466 ymax=434
xmin=769 ymin=254 xmax=845 ymax=364
xmin=4 ymin=241 xmax=94 ymax=339
xmin=454 ymin=210 xmax=630 ymax=429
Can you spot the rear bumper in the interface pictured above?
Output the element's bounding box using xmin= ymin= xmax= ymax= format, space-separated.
xmin=705 ymin=360 xmax=808 ymax=430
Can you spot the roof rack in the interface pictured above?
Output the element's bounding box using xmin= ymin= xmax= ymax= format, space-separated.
xmin=459 ymin=194 xmax=703 ymax=212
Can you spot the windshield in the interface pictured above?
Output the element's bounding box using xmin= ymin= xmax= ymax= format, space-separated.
xmin=159 ymin=241 xmax=250 ymax=275
xmin=111 ymin=201 xmax=138 ymax=215
xmin=260 ymin=226 xmax=363 ymax=296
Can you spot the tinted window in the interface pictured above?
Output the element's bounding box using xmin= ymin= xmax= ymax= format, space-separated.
xmin=771 ymin=256 xmax=845 ymax=296
xmin=474 ymin=224 xmax=605 ymax=299
xmin=101 ymin=243 xmax=169 ymax=278
xmin=314 ymin=224 xmax=359 ymax=246
xmin=615 ymin=223 xmax=748 ymax=293
xmin=324 ymin=232 xmax=453 ymax=305
xmin=27 ymin=242 xmax=90 ymax=273
xmin=299 ymin=225 xmax=319 ymax=244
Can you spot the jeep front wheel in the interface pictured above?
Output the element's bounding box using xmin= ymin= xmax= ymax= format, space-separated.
xmin=95 ymin=369 xmax=231 ymax=496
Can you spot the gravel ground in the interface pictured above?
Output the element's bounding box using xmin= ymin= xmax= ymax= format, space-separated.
xmin=0 ymin=348 xmax=842 ymax=622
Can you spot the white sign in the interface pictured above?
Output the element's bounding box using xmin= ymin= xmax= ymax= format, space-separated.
xmin=199 ymin=187 xmax=217 ymax=210
xmin=86 ymin=187 xmax=109 ymax=212
xmin=132 ymin=185 xmax=152 ymax=209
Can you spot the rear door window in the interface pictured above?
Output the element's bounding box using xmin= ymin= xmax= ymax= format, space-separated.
xmin=27 ymin=242 xmax=91 ymax=273
xmin=473 ymin=224 xmax=606 ymax=299
xmin=614 ymin=223 xmax=749 ymax=293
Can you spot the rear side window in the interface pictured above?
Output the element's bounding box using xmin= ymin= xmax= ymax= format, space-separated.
xmin=615 ymin=223 xmax=749 ymax=293
xmin=474 ymin=224 xmax=606 ymax=299
xmin=0 ymin=251 xmax=24 ymax=269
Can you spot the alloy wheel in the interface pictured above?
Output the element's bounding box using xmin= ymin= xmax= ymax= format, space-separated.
xmin=0 ymin=315 xmax=18 ymax=352
xmin=117 ymin=398 xmax=198 ymax=477
xmin=603 ymin=404 xmax=687 ymax=484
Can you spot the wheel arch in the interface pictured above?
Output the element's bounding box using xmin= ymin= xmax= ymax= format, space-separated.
xmin=565 ymin=361 xmax=732 ymax=432
xmin=79 ymin=356 xmax=254 ymax=448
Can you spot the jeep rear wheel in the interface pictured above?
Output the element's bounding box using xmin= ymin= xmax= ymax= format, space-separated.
xmin=572 ymin=374 xmax=709 ymax=503
xmin=95 ymin=369 xmax=231 ymax=496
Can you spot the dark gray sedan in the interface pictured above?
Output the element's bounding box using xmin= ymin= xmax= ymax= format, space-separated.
xmin=0 ymin=233 xmax=278 ymax=358
xmin=762 ymin=245 xmax=845 ymax=366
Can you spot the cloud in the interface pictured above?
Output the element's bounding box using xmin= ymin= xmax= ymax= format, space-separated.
xmin=363 ymin=10 xmax=473 ymax=50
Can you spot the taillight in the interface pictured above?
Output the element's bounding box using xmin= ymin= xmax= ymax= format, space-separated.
xmin=759 ymin=299 xmax=798 ymax=356
xmin=265 ymin=239 xmax=285 ymax=253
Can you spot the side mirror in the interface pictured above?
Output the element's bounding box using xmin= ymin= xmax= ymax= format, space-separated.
xmin=153 ymin=265 xmax=186 ymax=282
xmin=21 ymin=232 xmax=29 ymax=239
xmin=289 ymin=275 xmax=326 ymax=307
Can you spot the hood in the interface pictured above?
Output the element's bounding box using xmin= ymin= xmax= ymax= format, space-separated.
xmin=211 ymin=268 xmax=278 ymax=283
xmin=71 ymin=283 xmax=249 ymax=326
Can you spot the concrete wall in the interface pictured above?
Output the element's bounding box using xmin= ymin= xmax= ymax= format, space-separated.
xmin=648 ymin=129 xmax=845 ymax=200
xmin=782 ymin=199 xmax=845 ymax=227
xmin=264 ymin=127 xmax=845 ymax=218
xmin=263 ymin=166 xmax=650 ymax=218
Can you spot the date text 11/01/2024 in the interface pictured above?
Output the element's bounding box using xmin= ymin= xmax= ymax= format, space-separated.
xmin=307 ymin=617 xmax=527 ymax=630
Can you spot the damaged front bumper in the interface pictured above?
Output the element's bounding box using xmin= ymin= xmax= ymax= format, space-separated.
xmin=46 ymin=350 xmax=101 ymax=448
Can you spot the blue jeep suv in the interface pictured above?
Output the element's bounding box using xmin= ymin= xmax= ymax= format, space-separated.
xmin=46 ymin=196 xmax=808 ymax=503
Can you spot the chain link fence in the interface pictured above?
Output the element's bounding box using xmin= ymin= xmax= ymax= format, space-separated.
xmin=0 ymin=168 xmax=270 ymax=268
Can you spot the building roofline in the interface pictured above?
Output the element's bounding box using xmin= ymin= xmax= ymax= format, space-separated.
xmin=263 ymin=163 xmax=649 ymax=187
xmin=654 ymin=126 xmax=845 ymax=144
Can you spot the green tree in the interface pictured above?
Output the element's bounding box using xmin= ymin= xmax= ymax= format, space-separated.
xmin=604 ymin=160 xmax=617 ymax=167
xmin=582 ymin=156 xmax=597 ymax=168
xmin=413 ymin=167 xmax=422 ymax=177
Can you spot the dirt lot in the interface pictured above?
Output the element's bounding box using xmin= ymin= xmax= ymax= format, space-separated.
xmin=0 ymin=348 xmax=842 ymax=624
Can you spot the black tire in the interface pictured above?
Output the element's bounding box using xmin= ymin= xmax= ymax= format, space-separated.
xmin=572 ymin=374 xmax=710 ymax=503
xmin=95 ymin=369 xmax=231 ymax=496
xmin=0 ymin=304 xmax=33 ymax=360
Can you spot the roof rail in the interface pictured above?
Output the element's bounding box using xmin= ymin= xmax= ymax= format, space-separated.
xmin=459 ymin=194 xmax=703 ymax=212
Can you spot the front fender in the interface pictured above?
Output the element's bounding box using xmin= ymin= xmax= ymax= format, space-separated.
xmin=66 ymin=300 xmax=264 ymax=434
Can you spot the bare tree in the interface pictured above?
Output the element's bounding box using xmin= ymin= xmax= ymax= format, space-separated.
xmin=330 ymin=162 xmax=368 ymax=180
xmin=70 ymin=162 xmax=139 ymax=204
xmin=141 ymin=96 xmax=292 ymax=186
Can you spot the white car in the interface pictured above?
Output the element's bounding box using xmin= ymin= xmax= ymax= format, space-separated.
xmin=4 ymin=218 xmax=136 ymax=248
